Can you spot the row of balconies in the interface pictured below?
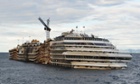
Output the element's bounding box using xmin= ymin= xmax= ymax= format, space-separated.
xmin=50 ymin=55 xmax=131 ymax=61
xmin=51 ymin=44 xmax=115 ymax=49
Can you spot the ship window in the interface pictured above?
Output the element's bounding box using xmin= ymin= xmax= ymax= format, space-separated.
xmin=65 ymin=38 xmax=68 ymax=40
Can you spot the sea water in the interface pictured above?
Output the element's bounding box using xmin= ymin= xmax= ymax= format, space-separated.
xmin=0 ymin=53 xmax=140 ymax=84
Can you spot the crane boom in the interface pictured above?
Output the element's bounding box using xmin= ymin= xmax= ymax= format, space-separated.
xmin=38 ymin=17 xmax=51 ymax=31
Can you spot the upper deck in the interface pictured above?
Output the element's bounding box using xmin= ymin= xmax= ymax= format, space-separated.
xmin=54 ymin=30 xmax=109 ymax=42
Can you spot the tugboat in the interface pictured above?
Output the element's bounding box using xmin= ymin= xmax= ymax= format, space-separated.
xmin=9 ymin=17 xmax=132 ymax=70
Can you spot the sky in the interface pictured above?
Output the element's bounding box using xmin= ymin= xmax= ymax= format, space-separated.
xmin=0 ymin=0 xmax=140 ymax=52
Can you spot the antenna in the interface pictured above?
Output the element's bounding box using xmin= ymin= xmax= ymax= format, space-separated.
xmin=83 ymin=26 xmax=85 ymax=34
xmin=76 ymin=26 xmax=78 ymax=33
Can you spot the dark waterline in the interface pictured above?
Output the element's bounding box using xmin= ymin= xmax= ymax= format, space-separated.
xmin=0 ymin=53 xmax=140 ymax=84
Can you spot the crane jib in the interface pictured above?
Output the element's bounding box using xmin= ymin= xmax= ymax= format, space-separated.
xmin=38 ymin=17 xmax=51 ymax=31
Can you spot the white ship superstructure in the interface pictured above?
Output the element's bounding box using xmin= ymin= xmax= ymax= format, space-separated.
xmin=50 ymin=30 xmax=132 ymax=69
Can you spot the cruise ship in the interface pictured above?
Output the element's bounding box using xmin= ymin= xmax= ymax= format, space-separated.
xmin=9 ymin=17 xmax=132 ymax=70
xmin=50 ymin=29 xmax=132 ymax=69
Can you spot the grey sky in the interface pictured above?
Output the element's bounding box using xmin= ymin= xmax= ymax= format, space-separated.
xmin=0 ymin=0 xmax=140 ymax=52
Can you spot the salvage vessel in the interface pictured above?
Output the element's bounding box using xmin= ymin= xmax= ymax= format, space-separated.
xmin=9 ymin=17 xmax=132 ymax=70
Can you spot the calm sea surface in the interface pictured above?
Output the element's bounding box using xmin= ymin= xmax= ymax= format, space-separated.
xmin=0 ymin=53 xmax=140 ymax=84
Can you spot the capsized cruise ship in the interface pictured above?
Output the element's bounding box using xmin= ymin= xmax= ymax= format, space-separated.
xmin=50 ymin=29 xmax=132 ymax=69
xmin=9 ymin=17 xmax=132 ymax=70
